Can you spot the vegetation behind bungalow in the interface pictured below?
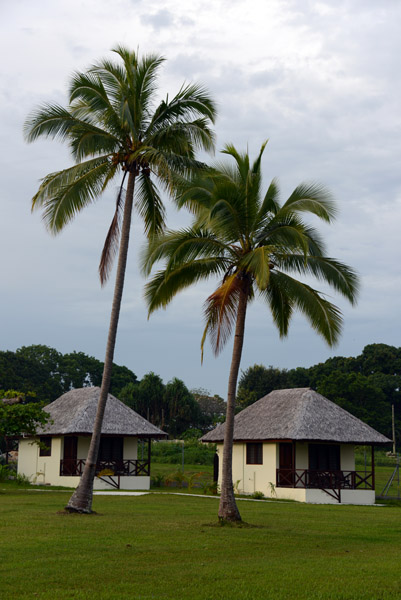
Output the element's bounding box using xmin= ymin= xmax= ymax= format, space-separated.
xmin=0 ymin=342 xmax=400 ymax=444
xmin=237 ymin=343 xmax=401 ymax=444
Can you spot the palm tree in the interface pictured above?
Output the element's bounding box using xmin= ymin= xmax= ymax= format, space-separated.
xmin=142 ymin=142 xmax=359 ymax=522
xmin=24 ymin=46 xmax=216 ymax=513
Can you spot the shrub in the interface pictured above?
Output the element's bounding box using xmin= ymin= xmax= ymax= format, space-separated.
xmin=249 ymin=491 xmax=265 ymax=500
xmin=0 ymin=464 xmax=12 ymax=482
xmin=200 ymin=480 xmax=218 ymax=495
xmin=150 ymin=473 xmax=165 ymax=488
xmin=165 ymin=469 xmax=187 ymax=487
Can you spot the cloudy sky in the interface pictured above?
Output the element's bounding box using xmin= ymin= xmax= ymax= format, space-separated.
xmin=1 ymin=0 xmax=400 ymax=397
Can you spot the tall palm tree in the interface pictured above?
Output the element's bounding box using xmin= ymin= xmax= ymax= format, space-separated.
xmin=24 ymin=46 xmax=216 ymax=513
xmin=142 ymin=142 xmax=359 ymax=522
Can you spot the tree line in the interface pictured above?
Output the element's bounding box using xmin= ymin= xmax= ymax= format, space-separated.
xmin=2 ymin=343 xmax=400 ymax=444
xmin=0 ymin=345 xmax=226 ymax=440
xmin=237 ymin=343 xmax=401 ymax=443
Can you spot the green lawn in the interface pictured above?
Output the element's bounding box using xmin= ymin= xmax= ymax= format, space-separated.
xmin=2 ymin=485 xmax=401 ymax=600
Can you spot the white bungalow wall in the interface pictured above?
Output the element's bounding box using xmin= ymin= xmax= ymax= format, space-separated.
xmin=216 ymin=441 xmax=373 ymax=504
xmin=216 ymin=442 xmax=277 ymax=495
xmin=18 ymin=437 xmax=64 ymax=485
xmin=18 ymin=436 xmax=144 ymax=489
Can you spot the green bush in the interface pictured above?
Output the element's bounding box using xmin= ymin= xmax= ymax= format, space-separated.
xmin=165 ymin=469 xmax=187 ymax=487
xmin=249 ymin=491 xmax=265 ymax=499
xmin=150 ymin=473 xmax=165 ymax=487
xmin=200 ymin=479 xmax=218 ymax=495
xmin=0 ymin=464 xmax=12 ymax=482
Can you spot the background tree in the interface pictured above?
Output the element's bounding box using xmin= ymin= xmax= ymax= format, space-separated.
xmin=120 ymin=373 xmax=201 ymax=436
xmin=120 ymin=372 xmax=165 ymax=425
xmin=164 ymin=377 xmax=201 ymax=438
xmin=236 ymin=365 xmax=290 ymax=410
xmin=144 ymin=142 xmax=359 ymax=522
xmin=237 ymin=343 xmax=401 ymax=442
xmin=0 ymin=347 xmax=63 ymax=402
xmin=61 ymin=351 xmax=137 ymax=395
xmin=0 ymin=345 xmax=138 ymax=402
xmin=24 ymin=46 xmax=216 ymax=512
xmin=0 ymin=392 xmax=50 ymax=461
xmin=192 ymin=388 xmax=226 ymax=431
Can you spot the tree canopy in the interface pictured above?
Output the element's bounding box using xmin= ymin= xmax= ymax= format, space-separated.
xmin=0 ymin=345 xmax=137 ymax=402
xmin=237 ymin=343 xmax=401 ymax=441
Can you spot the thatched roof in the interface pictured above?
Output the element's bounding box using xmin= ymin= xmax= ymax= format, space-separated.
xmin=37 ymin=387 xmax=167 ymax=438
xmin=201 ymin=388 xmax=391 ymax=445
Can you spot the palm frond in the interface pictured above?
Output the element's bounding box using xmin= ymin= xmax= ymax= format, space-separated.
xmin=142 ymin=227 xmax=232 ymax=276
xmin=144 ymin=257 xmax=229 ymax=315
xmin=277 ymin=254 xmax=359 ymax=305
xmin=147 ymin=82 xmax=217 ymax=135
xmin=238 ymin=247 xmax=274 ymax=290
xmin=69 ymin=124 xmax=120 ymax=161
xmin=201 ymin=274 xmax=243 ymax=359
xmin=260 ymin=271 xmax=293 ymax=337
xmin=173 ymin=170 xmax=216 ymax=213
xmin=134 ymin=53 xmax=166 ymax=123
xmin=251 ymin=140 xmax=268 ymax=175
xmin=135 ymin=172 xmax=166 ymax=237
xmin=280 ymin=183 xmax=337 ymax=222
xmin=258 ymin=178 xmax=280 ymax=218
xmin=221 ymin=144 xmax=250 ymax=182
xmin=99 ymin=171 xmax=127 ymax=285
xmin=69 ymin=70 xmax=125 ymax=139
xmin=24 ymin=104 xmax=79 ymax=143
xmin=31 ymin=157 xmax=112 ymax=232
xmin=255 ymin=215 xmax=316 ymax=257
xmin=148 ymin=119 xmax=215 ymax=155
xmin=90 ymin=57 xmax=127 ymax=98
xmin=263 ymin=271 xmax=343 ymax=346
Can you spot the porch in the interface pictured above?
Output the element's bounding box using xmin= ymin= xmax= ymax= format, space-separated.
xmin=60 ymin=458 xmax=150 ymax=477
xmin=59 ymin=435 xmax=153 ymax=489
xmin=276 ymin=468 xmax=373 ymax=502
xmin=276 ymin=442 xmax=375 ymax=502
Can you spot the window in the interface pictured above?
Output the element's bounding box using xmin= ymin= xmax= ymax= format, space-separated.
xmin=39 ymin=437 xmax=52 ymax=457
xmin=99 ymin=437 xmax=123 ymax=462
xmin=308 ymin=444 xmax=340 ymax=471
xmin=246 ymin=442 xmax=263 ymax=465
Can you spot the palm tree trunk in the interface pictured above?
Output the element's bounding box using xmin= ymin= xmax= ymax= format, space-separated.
xmin=66 ymin=171 xmax=136 ymax=513
xmin=218 ymin=278 xmax=249 ymax=522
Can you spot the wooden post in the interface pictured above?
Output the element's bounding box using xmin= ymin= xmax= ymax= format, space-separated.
xmin=147 ymin=438 xmax=151 ymax=476
xmin=292 ymin=441 xmax=296 ymax=486
xmin=371 ymin=445 xmax=375 ymax=490
xmin=392 ymin=404 xmax=396 ymax=455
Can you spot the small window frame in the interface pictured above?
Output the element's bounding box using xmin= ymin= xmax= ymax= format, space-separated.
xmin=39 ymin=436 xmax=52 ymax=457
xmin=246 ymin=442 xmax=263 ymax=465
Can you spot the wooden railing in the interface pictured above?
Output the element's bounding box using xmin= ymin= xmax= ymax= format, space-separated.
xmin=60 ymin=459 xmax=150 ymax=477
xmin=276 ymin=469 xmax=373 ymax=490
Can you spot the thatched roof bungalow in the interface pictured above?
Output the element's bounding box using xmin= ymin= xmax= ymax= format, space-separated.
xmin=18 ymin=387 xmax=167 ymax=490
xmin=202 ymin=388 xmax=391 ymax=504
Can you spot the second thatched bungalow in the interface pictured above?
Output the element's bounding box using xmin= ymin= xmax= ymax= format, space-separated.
xmin=17 ymin=387 xmax=167 ymax=490
xmin=201 ymin=388 xmax=391 ymax=504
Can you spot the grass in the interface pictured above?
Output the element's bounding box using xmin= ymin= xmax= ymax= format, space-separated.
xmin=2 ymin=485 xmax=401 ymax=599
xmin=150 ymin=462 xmax=214 ymax=493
